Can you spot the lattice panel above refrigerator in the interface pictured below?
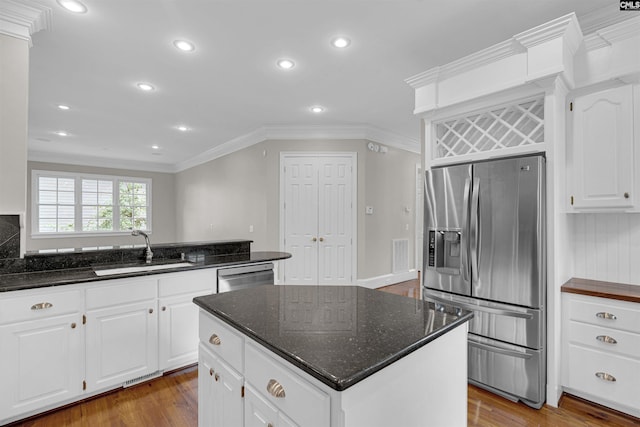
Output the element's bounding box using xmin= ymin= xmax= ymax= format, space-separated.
xmin=434 ymin=97 xmax=544 ymax=159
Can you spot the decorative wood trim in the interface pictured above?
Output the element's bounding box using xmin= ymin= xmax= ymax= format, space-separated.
xmin=561 ymin=277 xmax=640 ymax=303
xmin=0 ymin=0 xmax=51 ymax=45
xmin=583 ymin=15 xmax=640 ymax=52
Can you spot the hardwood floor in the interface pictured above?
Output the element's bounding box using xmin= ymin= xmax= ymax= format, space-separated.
xmin=8 ymin=280 xmax=640 ymax=427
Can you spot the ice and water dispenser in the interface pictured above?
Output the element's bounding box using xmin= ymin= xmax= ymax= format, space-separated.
xmin=427 ymin=229 xmax=461 ymax=274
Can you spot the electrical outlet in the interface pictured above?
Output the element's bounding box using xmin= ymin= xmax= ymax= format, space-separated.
xmin=249 ymin=225 xmax=254 ymax=233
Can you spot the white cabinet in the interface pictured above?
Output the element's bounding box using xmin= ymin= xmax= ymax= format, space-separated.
xmin=199 ymin=344 xmax=244 ymax=427
xmin=568 ymin=85 xmax=638 ymax=211
xmin=0 ymin=288 xmax=83 ymax=422
xmin=244 ymin=384 xmax=298 ymax=427
xmin=158 ymin=269 xmax=215 ymax=371
xmin=85 ymin=278 xmax=158 ymax=392
xmin=562 ymin=293 xmax=640 ymax=417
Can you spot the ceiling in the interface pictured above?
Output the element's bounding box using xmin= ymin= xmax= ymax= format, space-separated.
xmin=25 ymin=0 xmax=615 ymax=172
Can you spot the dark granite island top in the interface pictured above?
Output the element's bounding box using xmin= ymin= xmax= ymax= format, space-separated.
xmin=194 ymin=284 xmax=472 ymax=391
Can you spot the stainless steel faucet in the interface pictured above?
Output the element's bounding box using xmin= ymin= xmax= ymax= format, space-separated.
xmin=131 ymin=230 xmax=153 ymax=263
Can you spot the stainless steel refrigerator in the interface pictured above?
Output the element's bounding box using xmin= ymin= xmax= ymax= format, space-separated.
xmin=423 ymin=154 xmax=545 ymax=408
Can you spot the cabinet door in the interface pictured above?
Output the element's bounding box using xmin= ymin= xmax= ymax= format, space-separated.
xmin=85 ymin=299 xmax=158 ymax=392
xmin=199 ymin=345 xmax=217 ymax=427
xmin=571 ymin=85 xmax=635 ymax=209
xmin=159 ymin=292 xmax=210 ymax=371
xmin=244 ymin=384 xmax=278 ymax=427
xmin=0 ymin=313 xmax=83 ymax=421
xmin=199 ymin=345 xmax=244 ymax=427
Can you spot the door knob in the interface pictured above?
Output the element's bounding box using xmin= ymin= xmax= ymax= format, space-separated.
xmin=319 ymin=237 xmax=324 ymax=242
xmin=312 ymin=237 xmax=317 ymax=242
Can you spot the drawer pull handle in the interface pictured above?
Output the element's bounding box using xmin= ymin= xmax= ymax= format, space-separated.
xmin=596 ymin=335 xmax=617 ymax=344
xmin=209 ymin=334 xmax=221 ymax=345
xmin=214 ymin=373 xmax=219 ymax=382
xmin=595 ymin=372 xmax=616 ymax=382
xmin=209 ymin=368 xmax=214 ymax=377
xmin=595 ymin=312 xmax=616 ymax=320
xmin=267 ymin=379 xmax=286 ymax=398
xmin=31 ymin=302 xmax=53 ymax=310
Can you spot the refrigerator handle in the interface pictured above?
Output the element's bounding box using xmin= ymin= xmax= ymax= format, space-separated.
xmin=461 ymin=178 xmax=471 ymax=284
xmin=470 ymin=177 xmax=480 ymax=284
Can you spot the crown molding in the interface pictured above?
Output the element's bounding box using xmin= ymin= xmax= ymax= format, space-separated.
xmin=28 ymin=150 xmax=176 ymax=174
xmin=406 ymin=13 xmax=581 ymax=90
xmin=29 ymin=125 xmax=419 ymax=174
xmin=174 ymin=124 xmax=419 ymax=173
xmin=0 ymin=0 xmax=51 ymax=45
xmin=578 ymin=4 xmax=637 ymax=35
xmin=582 ymin=15 xmax=640 ymax=51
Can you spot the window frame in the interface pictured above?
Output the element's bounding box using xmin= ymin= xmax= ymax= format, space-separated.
xmin=31 ymin=170 xmax=153 ymax=238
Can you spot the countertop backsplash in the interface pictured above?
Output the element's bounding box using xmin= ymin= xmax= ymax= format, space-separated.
xmin=0 ymin=215 xmax=21 ymax=260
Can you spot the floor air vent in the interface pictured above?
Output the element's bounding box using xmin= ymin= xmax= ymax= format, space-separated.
xmin=392 ymin=239 xmax=409 ymax=273
xmin=123 ymin=371 xmax=162 ymax=388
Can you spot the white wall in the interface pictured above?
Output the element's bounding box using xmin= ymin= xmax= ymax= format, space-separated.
xmin=571 ymin=214 xmax=640 ymax=285
xmin=26 ymin=161 xmax=177 ymax=251
xmin=0 ymin=34 xmax=29 ymax=216
xmin=175 ymin=139 xmax=419 ymax=280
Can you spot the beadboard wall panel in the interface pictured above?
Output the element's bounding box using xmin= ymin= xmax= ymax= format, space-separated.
xmin=572 ymin=214 xmax=640 ymax=286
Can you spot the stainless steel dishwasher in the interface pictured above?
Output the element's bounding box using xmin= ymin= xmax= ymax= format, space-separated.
xmin=217 ymin=262 xmax=274 ymax=293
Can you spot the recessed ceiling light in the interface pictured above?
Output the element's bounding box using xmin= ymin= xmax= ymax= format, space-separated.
xmin=176 ymin=125 xmax=189 ymax=132
xmin=331 ymin=37 xmax=351 ymax=48
xmin=57 ymin=104 xmax=70 ymax=110
xmin=173 ymin=40 xmax=195 ymax=52
xmin=310 ymin=106 xmax=325 ymax=113
xmin=57 ymin=0 xmax=87 ymax=13
xmin=277 ymin=59 xmax=295 ymax=70
xmin=55 ymin=131 xmax=68 ymax=137
xmin=137 ymin=82 xmax=155 ymax=91
xmin=151 ymin=144 xmax=160 ymax=150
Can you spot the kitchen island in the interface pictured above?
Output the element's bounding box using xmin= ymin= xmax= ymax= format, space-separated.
xmin=194 ymin=285 xmax=472 ymax=427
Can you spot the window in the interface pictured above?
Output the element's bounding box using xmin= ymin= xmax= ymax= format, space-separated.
xmin=32 ymin=170 xmax=152 ymax=236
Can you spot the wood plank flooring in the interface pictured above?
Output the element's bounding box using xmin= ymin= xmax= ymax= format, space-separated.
xmin=8 ymin=280 xmax=640 ymax=427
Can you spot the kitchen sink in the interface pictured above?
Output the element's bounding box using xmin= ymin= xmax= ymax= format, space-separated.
xmin=93 ymin=262 xmax=194 ymax=276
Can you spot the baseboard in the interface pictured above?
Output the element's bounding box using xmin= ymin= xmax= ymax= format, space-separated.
xmin=356 ymin=270 xmax=418 ymax=289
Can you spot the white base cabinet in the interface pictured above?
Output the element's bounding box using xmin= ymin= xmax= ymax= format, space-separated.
xmin=198 ymin=309 xmax=468 ymax=427
xmin=0 ymin=288 xmax=83 ymax=421
xmin=562 ymin=293 xmax=640 ymax=418
xmin=85 ymin=278 xmax=158 ymax=392
xmin=0 ymin=267 xmax=217 ymax=425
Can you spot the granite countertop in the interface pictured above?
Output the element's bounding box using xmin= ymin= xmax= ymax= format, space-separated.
xmin=193 ymin=285 xmax=472 ymax=391
xmin=0 ymin=251 xmax=290 ymax=293
xmin=562 ymin=277 xmax=640 ymax=303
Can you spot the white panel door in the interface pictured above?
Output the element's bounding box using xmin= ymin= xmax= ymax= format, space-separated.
xmin=0 ymin=313 xmax=83 ymax=421
xmin=318 ymin=158 xmax=352 ymax=284
xmin=571 ymin=85 xmax=634 ymax=209
xmin=282 ymin=154 xmax=354 ymax=285
xmin=283 ymin=157 xmax=319 ymax=284
xmin=85 ymin=300 xmax=158 ymax=392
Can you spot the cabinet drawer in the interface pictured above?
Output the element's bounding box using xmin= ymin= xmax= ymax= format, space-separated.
xmin=0 ymin=289 xmax=82 ymax=325
xmin=86 ymin=278 xmax=157 ymax=309
xmin=245 ymin=342 xmax=330 ymax=427
xmin=568 ymin=295 xmax=640 ymax=333
xmin=158 ymin=269 xmax=215 ymax=297
xmin=566 ymin=344 xmax=640 ymax=409
xmin=568 ymin=320 xmax=640 ymax=359
xmin=199 ymin=311 xmax=243 ymax=372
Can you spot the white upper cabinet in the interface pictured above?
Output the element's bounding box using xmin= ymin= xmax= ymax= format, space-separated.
xmin=568 ymin=85 xmax=637 ymax=211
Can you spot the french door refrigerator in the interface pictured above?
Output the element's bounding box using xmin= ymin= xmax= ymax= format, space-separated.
xmin=423 ymin=154 xmax=545 ymax=408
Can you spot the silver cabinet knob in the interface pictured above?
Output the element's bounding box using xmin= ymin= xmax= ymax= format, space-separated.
xmin=595 ymin=312 xmax=616 ymax=320
xmin=595 ymin=372 xmax=616 ymax=382
xmin=266 ymin=379 xmax=285 ymax=398
xmin=31 ymin=302 xmax=53 ymax=310
xmin=596 ymin=335 xmax=617 ymax=344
